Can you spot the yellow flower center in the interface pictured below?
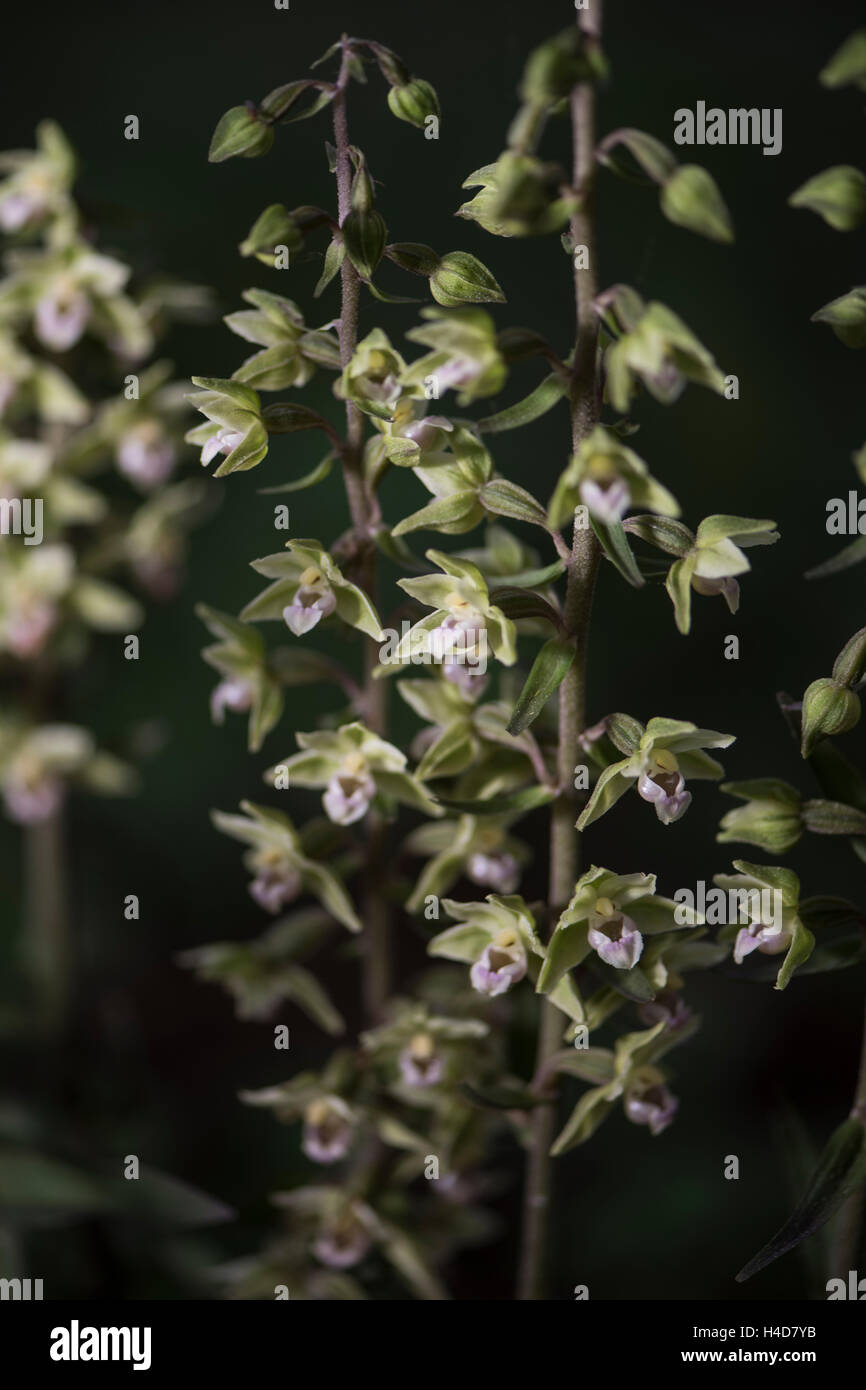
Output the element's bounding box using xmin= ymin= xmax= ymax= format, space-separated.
xmin=654 ymin=748 xmax=679 ymax=773
xmin=594 ymin=896 xmax=616 ymax=918
xmin=409 ymin=1033 xmax=435 ymax=1059
xmin=299 ymin=566 xmax=323 ymax=586
xmin=342 ymin=751 xmax=366 ymax=776
xmin=493 ymin=927 xmax=518 ymax=949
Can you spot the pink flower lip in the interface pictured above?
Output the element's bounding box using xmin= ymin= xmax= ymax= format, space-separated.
xmin=470 ymin=938 xmax=527 ymax=997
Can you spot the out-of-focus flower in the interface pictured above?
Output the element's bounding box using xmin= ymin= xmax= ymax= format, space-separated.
xmin=624 ymin=1066 xmax=679 ymax=1136
xmin=302 ymin=1095 xmax=356 ymax=1164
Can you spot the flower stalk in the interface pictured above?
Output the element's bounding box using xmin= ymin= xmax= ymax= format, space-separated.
xmin=333 ymin=39 xmax=390 ymax=1020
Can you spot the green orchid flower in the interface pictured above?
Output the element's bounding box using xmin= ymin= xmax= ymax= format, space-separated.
xmin=334 ymin=327 xmax=407 ymax=420
xmin=717 ymin=779 xmax=804 ymax=855
xmin=240 ymin=539 xmax=383 ymax=640
xmin=271 ymin=720 xmax=440 ymax=825
xmin=402 ymin=307 xmax=507 ymax=405
xmin=713 ymin=861 xmax=812 ymax=991
xmin=0 ymin=120 xmax=76 ymax=235
xmin=403 ymin=811 xmax=529 ymax=911
xmin=548 ymin=424 xmax=680 ymax=530
xmin=625 ymin=513 xmax=779 ymax=634
xmin=392 ymin=548 xmax=517 ymax=673
xmin=360 ymin=1002 xmax=488 ymax=1090
xmin=224 ymin=288 xmax=340 ymax=392
xmin=576 ymin=715 xmax=734 ymax=830
xmin=0 ymin=717 xmax=133 ymax=825
xmin=598 ymin=285 xmax=726 ymax=412
xmin=538 ymin=866 xmax=700 ymax=995
xmin=551 ymin=1020 xmax=682 ymax=1154
xmin=210 ymin=799 xmax=361 ymax=933
xmin=197 ymin=603 xmax=285 ymax=752
xmin=428 ymin=894 xmax=584 ymax=1022
xmin=186 ymin=376 xmax=268 ymax=476
xmin=457 ymin=153 xmax=578 ymax=238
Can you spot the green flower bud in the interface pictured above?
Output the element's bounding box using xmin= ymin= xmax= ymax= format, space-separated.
xmin=811 ymin=286 xmax=866 ymax=348
xmin=660 ymin=165 xmax=734 ymax=244
xmin=789 ymin=166 xmax=866 ymax=231
xmin=801 ymin=677 xmax=861 ymax=757
xmin=208 ymin=105 xmax=274 ymax=164
xmin=385 ymin=242 xmax=442 ymax=276
xmin=342 ymin=209 xmax=387 ymax=281
xmin=430 ymin=252 xmax=505 ymax=307
xmin=718 ymin=779 xmax=804 ymax=855
xmin=832 ymin=625 xmax=866 ymax=687
xmin=387 ymin=79 xmax=440 ymax=128
xmin=458 ymin=153 xmax=577 ymax=238
xmin=820 ymin=30 xmax=866 ymax=91
xmin=519 ymin=27 xmax=607 ymax=106
xmin=239 ymin=204 xmax=304 ymax=263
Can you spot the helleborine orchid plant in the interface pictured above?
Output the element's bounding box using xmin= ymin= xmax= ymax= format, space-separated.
xmin=182 ymin=15 xmax=866 ymax=1302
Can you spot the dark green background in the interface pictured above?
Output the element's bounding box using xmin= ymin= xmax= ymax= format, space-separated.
xmin=2 ymin=0 xmax=865 ymax=1299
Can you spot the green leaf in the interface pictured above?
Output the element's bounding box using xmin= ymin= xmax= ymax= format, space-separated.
xmin=587 ymin=957 xmax=656 ymax=1003
xmin=314 ymin=239 xmax=346 ymax=298
xmin=736 ymin=1117 xmax=866 ymax=1282
xmin=806 ymin=534 xmax=866 ymax=579
xmin=597 ymin=127 xmax=677 ymax=183
xmin=591 ymin=516 xmax=645 ymax=588
xmin=496 ymin=559 xmax=566 ymax=588
xmin=0 ymin=1148 xmax=113 ymax=1223
xmin=391 ymin=490 xmax=481 ymax=537
xmin=261 ymin=402 xmax=331 ymax=434
xmin=488 ymin=586 xmax=562 ymax=626
xmin=460 ymin=1078 xmax=544 ymax=1110
xmin=475 ymin=373 xmax=568 ymax=434
xmin=507 ymin=638 xmax=575 ymax=735
xmin=258 ymin=453 xmax=334 ymax=494
xmin=802 ymin=799 xmax=866 ymax=836
xmin=480 ymin=478 xmax=549 ymax=528
xmin=434 ymin=784 xmax=556 ymax=816
xmin=279 ymin=964 xmax=345 ymax=1034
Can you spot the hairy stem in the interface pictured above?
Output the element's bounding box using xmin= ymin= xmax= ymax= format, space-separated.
xmin=829 ymin=992 xmax=866 ymax=1277
xmin=517 ymin=3 xmax=602 ymax=1302
xmin=332 ymin=40 xmax=390 ymax=1021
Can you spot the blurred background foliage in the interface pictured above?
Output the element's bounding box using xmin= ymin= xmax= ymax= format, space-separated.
xmin=1 ymin=0 xmax=865 ymax=1298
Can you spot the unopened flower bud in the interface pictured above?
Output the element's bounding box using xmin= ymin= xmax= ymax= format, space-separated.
xmin=387 ymin=79 xmax=440 ymax=129
xmin=801 ymin=677 xmax=861 ymax=757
